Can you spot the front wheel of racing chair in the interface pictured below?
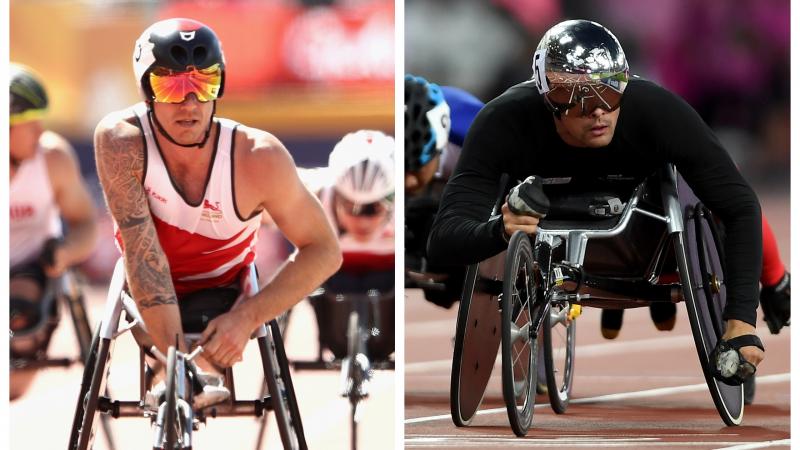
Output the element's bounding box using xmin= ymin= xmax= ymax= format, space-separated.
xmin=501 ymin=231 xmax=542 ymax=437
xmin=670 ymin=169 xmax=744 ymax=425
xmin=162 ymin=346 xmax=180 ymax=450
xmin=540 ymin=240 xmax=577 ymax=415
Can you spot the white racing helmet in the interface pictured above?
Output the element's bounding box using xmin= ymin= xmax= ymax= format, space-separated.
xmin=329 ymin=130 xmax=395 ymax=205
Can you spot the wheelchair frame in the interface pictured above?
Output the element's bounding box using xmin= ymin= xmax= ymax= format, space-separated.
xmin=451 ymin=164 xmax=743 ymax=436
xmin=68 ymin=259 xmax=308 ymax=450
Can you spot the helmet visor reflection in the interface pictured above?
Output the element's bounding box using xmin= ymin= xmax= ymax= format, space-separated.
xmin=149 ymin=64 xmax=222 ymax=104
xmin=336 ymin=197 xmax=390 ymax=217
xmin=545 ymin=80 xmax=624 ymax=117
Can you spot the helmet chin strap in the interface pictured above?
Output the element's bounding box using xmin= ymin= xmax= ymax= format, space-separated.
xmin=148 ymin=101 xmax=216 ymax=148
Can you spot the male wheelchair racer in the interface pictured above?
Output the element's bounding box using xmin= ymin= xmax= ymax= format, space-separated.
xmin=450 ymin=164 xmax=755 ymax=436
xmin=68 ymin=259 xmax=307 ymax=450
xmin=294 ymin=265 xmax=394 ymax=450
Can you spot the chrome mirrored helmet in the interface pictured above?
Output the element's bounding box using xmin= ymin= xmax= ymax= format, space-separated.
xmin=532 ymin=19 xmax=629 ymax=117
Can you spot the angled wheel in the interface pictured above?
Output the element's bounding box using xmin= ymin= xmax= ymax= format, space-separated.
xmin=675 ymin=176 xmax=743 ymax=425
xmin=501 ymin=231 xmax=538 ymax=436
xmin=71 ymin=329 xmax=114 ymax=450
xmin=68 ymin=325 xmax=101 ymax=450
xmin=450 ymin=252 xmax=505 ymax=427
xmin=260 ymin=321 xmax=308 ymax=450
xmin=542 ymin=297 xmax=576 ymax=414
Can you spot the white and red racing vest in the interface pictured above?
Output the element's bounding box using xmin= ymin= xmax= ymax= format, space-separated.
xmin=121 ymin=103 xmax=261 ymax=295
xmin=10 ymin=147 xmax=62 ymax=268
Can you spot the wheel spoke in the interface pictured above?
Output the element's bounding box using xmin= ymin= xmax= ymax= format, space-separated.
xmin=514 ymin=378 xmax=528 ymax=398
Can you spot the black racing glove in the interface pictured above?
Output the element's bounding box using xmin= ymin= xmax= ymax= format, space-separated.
xmin=507 ymin=175 xmax=550 ymax=219
xmin=709 ymin=334 xmax=764 ymax=386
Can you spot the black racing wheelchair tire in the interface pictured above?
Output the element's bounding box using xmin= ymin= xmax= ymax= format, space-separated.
xmin=260 ymin=320 xmax=308 ymax=450
xmin=678 ymin=200 xmax=744 ymax=426
xmin=72 ymin=328 xmax=114 ymax=450
xmin=68 ymin=324 xmax=101 ymax=450
xmin=501 ymin=231 xmax=538 ymax=437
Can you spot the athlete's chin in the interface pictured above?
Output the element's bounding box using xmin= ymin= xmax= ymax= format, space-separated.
xmin=171 ymin=130 xmax=204 ymax=145
xmin=583 ymin=134 xmax=613 ymax=148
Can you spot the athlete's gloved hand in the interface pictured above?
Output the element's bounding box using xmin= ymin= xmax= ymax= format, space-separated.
xmin=710 ymin=333 xmax=764 ymax=386
xmin=502 ymin=176 xmax=550 ymax=239
xmin=507 ymin=175 xmax=550 ymax=218
xmin=760 ymin=272 xmax=790 ymax=335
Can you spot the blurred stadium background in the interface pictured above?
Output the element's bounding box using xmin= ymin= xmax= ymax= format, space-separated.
xmin=406 ymin=0 xmax=790 ymax=191
xmin=11 ymin=0 xmax=394 ymax=283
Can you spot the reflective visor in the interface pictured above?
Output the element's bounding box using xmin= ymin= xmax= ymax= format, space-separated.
xmin=148 ymin=64 xmax=222 ymax=103
xmin=544 ymin=75 xmax=626 ymax=117
xmin=336 ymin=197 xmax=389 ymax=217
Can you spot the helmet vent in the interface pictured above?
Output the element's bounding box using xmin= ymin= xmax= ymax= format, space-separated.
xmin=193 ymin=47 xmax=207 ymax=66
xmin=170 ymin=45 xmax=189 ymax=65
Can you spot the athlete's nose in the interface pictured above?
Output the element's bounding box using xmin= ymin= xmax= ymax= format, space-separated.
xmin=587 ymin=107 xmax=606 ymax=118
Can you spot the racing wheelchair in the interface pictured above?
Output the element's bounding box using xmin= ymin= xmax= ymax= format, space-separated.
xmin=68 ymin=259 xmax=307 ymax=449
xmin=450 ymin=165 xmax=745 ymax=436
xmin=10 ymin=239 xmax=94 ymax=378
xmin=294 ymin=269 xmax=395 ymax=450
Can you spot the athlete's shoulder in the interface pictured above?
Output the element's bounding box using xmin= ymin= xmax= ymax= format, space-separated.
xmin=484 ymin=81 xmax=541 ymax=114
xmin=94 ymin=106 xmax=143 ymax=147
xmin=624 ymin=77 xmax=686 ymax=106
xmin=233 ymin=124 xmax=287 ymax=156
xmin=40 ymin=130 xmax=79 ymax=171
xmin=622 ymin=77 xmax=699 ymax=122
xmin=470 ymin=80 xmax=544 ymax=131
xmin=232 ymin=124 xmax=296 ymax=180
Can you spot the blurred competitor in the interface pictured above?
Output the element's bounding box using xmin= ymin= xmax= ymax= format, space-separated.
xmin=302 ymin=129 xmax=395 ymax=273
xmin=10 ymin=63 xmax=98 ymax=399
xmin=298 ymin=130 xmax=395 ymax=367
xmin=94 ymin=18 xmax=341 ymax=409
xmin=405 ymin=75 xmax=483 ymax=308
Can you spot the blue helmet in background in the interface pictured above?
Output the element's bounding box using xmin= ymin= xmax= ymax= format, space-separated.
xmin=404 ymin=74 xmax=451 ymax=172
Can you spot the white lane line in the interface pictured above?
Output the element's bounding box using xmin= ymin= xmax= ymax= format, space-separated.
xmin=405 ymin=319 xmax=459 ymax=337
xmin=404 ymin=437 xmax=788 ymax=448
xmin=404 ymin=373 xmax=790 ymax=424
xmin=714 ymin=440 xmax=791 ymax=450
xmin=406 ymin=335 xmax=691 ymax=373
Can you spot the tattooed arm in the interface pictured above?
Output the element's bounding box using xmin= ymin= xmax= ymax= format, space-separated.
xmin=94 ymin=113 xmax=186 ymax=354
